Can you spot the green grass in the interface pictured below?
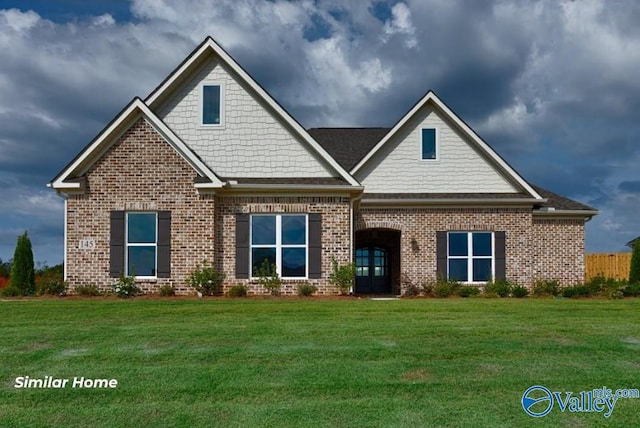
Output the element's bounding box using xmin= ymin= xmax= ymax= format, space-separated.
xmin=1 ymin=297 xmax=639 ymax=427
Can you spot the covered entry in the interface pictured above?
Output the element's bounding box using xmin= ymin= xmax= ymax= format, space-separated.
xmin=354 ymin=228 xmax=400 ymax=294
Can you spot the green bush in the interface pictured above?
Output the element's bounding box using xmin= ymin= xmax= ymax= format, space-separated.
xmin=36 ymin=265 xmax=66 ymax=296
xmin=10 ymin=232 xmax=35 ymax=296
xmin=0 ymin=285 xmax=22 ymax=297
xmin=113 ymin=274 xmax=140 ymax=298
xmin=623 ymin=282 xmax=640 ymax=297
xmin=630 ymin=242 xmax=640 ymax=284
xmin=329 ymin=258 xmax=355 ymax=295
xmin=188 ymin=261 xmax=225 ymax=296
xmin=484 ymin=279 xmax=512 ymax=297
xmin=254 ymin=259 xmax=281 ymax=295
xmin=532 ymin=279 xmax=560 ymax=297
xmin=158 ymin=285 xmax=175 ymax=297
xmin=74 ymin=284 xmax=102 ymax=296
xmin=434 ymin=279 xmax=460 ymax=298
xmin=297 ymin=283 xmax=318 ymax=297
xmin=228 ymin=284 xmax=248 ymax=297
xmin=511 ymin=285 xmax=529 ymax=298
xmin=457 ymin=285 xmax=480 ymax=297
xmin=421 ymin=281 xmax=435 ymax=297
xmin=561 ymin=285 xmax=591 ymax=298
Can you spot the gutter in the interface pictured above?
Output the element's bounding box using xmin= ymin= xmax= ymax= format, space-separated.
xmin=360 ymin=197 xmax=547 ymax=207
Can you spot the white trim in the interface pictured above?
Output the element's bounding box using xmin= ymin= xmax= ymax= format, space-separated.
xmin=145 ymin=37 xmax=360 ymax=187
xmin=200 ymin=82 xmax=225 ymax=127
xmin=351 ymin=91 xmax=544 ymax=200
xmin=125 ymin=212 xmax=158 ymax=279
xmin=447 ymin=231 xmax=494 ymax=284
xmin=420 ymin=127 xmax=439 ymax=161
xmin=49 ymin=98 xmax=223 ymax=190
xmin=63 ymin=198 xmax=68 ymax=281
xmin=249 ymin=214 xmax=308 ymax=280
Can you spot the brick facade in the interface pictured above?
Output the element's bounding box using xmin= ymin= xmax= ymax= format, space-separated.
xmin=65 ymin=117 xmax=353 ymax=295
xmin=66 ymin=118 xmax=216 ymax=294
xmin=356 ymin=207 xmax=586 ymax=291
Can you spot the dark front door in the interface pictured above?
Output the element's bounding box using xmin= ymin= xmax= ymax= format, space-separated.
xmin=355 ymin=246 xmax=391 ymax=294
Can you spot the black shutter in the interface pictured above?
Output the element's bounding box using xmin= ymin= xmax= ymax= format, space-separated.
xmin=110 ymin=211 xmax=125 ymax=277
xmin=157 ymin=211 xmax=171 ymax=278
xmin=494 ymin=231 xmax=506 ymax=281
xmin=235 ymin=213 xmax=250 ymax=279
xmin=308 ymin=213 xmax=322 ymax=279
xmin=436 ymin=231 xmax=447 ymax=280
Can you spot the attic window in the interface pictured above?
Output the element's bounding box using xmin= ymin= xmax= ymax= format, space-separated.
xmin=202 ymin=84 xmax=222 ymax=125
xmin=421 ymin=128 xmax=437 ymax=160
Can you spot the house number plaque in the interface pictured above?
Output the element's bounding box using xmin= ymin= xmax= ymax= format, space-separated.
xmin=78 ymin=238 xmax=96 ymax=250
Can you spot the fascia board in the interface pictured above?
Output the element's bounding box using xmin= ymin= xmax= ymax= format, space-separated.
xmin=350 ymin=91 xmax=544 ymax=201
xmin=145 ymin=37 xmax=359 ymax=187
xmin=533 ymin=209 xmax=599 ymax=218
xmin=50 ymin=98 xmax=223 ymax=189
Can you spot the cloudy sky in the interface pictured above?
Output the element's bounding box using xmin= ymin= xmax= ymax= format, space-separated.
xmin=0 ymin=0 xmax=638 ymax=265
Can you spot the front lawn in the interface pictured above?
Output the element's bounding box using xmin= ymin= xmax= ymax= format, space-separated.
xmin=1 ymin=298 xmax=639 ymax=427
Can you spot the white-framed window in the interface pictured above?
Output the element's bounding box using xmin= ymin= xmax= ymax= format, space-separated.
xmin=421 ymin=127 xmax=438 ymax=160
xmin=126 ymin=212 xmax=157 ymax=277
xmin=201 ymin=83 xmax=224 ymax=126
xmin=250 ymin=214 xmax=308 ymax=279
xmin=448 ymin=232 xmax=493 ymax=283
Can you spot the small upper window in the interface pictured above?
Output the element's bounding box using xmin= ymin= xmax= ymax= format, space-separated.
xmin=421 ymin=128 xmax=437 ymax=160
xmin=202 ymin=84 xmax=221 ymax=125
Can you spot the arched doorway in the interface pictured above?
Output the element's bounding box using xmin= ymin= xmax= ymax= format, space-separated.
xmin=355 ymin=229 xmax=400 ymax=294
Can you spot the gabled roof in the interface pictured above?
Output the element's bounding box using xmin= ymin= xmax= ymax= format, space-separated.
xmin=307 ymin=128 xmax=389 ymax=172
xmin=48 ymin=98 xmax=223 ymax=191
xmin=349 ymin=90 xmax=544 ymax=200
xmin=145 ymin=36 xmax=359 ymax=187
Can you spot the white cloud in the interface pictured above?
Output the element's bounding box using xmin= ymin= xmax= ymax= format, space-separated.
xmin=0 ymin=8 xmax=40 ymax=32
xmin=91 ymin=13 xmax=115 ymax=28
xmin=382 ymin=2 xmax=417 ymax=48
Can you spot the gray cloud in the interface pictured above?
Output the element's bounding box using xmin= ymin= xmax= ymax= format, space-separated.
xmin=0 ymin=0 xmax=638 ymax=262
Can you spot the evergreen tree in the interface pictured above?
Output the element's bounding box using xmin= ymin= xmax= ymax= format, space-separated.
xmin=10 ymin=232 xmax=35 ymax=295
xmin=630 ymin=240 xmax=640 ymax=284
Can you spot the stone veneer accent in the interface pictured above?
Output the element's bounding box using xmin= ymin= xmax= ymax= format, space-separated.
xmin=356 ymin=207 xmax=586 ymax=291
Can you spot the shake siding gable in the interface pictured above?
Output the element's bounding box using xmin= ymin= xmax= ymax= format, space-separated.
xmin=355 ymin=105 xmax=519 ymax=194
xmin=156 ymin=57 xmax=335 ymax=179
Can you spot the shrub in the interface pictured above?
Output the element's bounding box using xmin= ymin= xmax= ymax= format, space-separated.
xmin=421 ymin=281 xmax=435 ymax=297
xmin=228 ymin=284 xmax=248 ymax=297
xmin=254 ymin=259 xmax=281 ymax=295
xmin=113 ymin=273 xmax=140 ymax=298
xmin=511 ymin=285 xmax=529 ymax=298
xmin=562 ymin=285 xmax=591 ymax=298
xmin=434 ymin=279 xmax=460 ymax=298
xmin=329 ymin=258 xmax=355 ymax=295
xmin=630 ymin=241 xmax=640 ymax=284
xmin=622 ymin=282 xmax=640 ymax=297
xmin=187 ymin=261 xmax=225 ymax=296
xmin=0 ymin=285 xmax=22 ymax=297
xmin=35 ymin=264 xmax=66 ymax=296
xmin=74 ymin=284 xmax=102 ymax=296
xmin=532 ymin=279 xmax=560 ymax=297
xmin=10 ymin=232 xmax=35 ymax=296
xmin=297 ymin=283 xmax=318 ymax=297
xmin=401 ymin=273 xmax=421 ymax=297
xmin=457 ymin=285 xmax=480 ymax=297
xmin=0 ymin=276 xmax=10 ymax=289
xmin=158 ymin=285 xmax=175 ymax=297
xmin=484 ymin=279 xmax=512 ymax=297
